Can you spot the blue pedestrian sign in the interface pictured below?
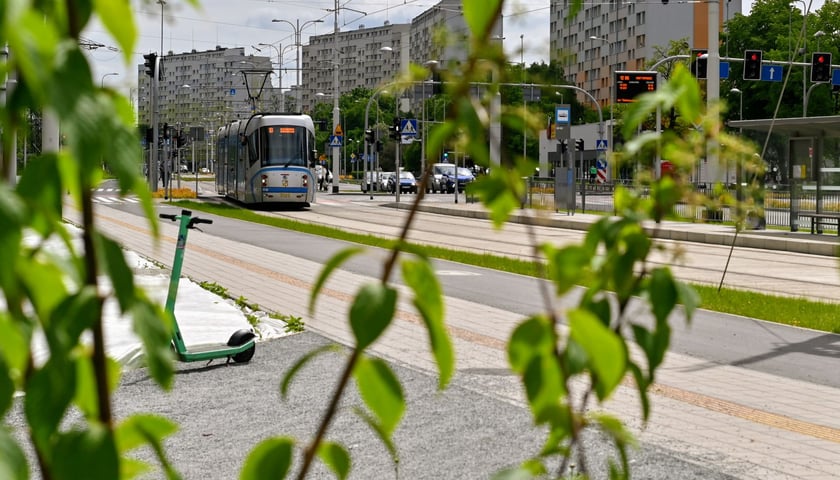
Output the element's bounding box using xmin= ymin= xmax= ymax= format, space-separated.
xmin=832 ymin=69 xmax=840 ymax=86
xmin=595 ymin=139 xmax=609 ymax=151
xmin=230 ymin=88 xmax=236 ymax=95
xmin=761 ymin=65 xmax=783 ymax=82
xmin=720 ymin=62 xmax=729 ymax=79
xmin=329 ymin=135 xmax=343 ymax=147
xmin=400 ymin=119 xmax=418 ymax=136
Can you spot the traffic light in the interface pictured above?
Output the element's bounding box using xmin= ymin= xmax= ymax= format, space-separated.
xmin=364 ymin=129 xmax=375 ymax=144
xmin=690 ymin=49 xmax=708 ymax=79
xmin=560 ymin=139 xmax=568 ymax=154
xmin=162 ymin=123 xmax=170 ymax=140
xmin=575 ymin=139 xmax=584 ymax=152
xmin=432 ymin=71 xmax=442 ymax=95
xmin=443 ymin=151 xmax=449 ymax=162
xmin=376 ymin=140 xmax=383 ymax=152
xmin=143 ymin=53 xmax=157 ymax=78
xmin=743 ymin=50 xmax=762 ymax=81
xmin=811 ymin=52 xmax=832 ymax=83
xmin=390 ymin=118 xmax=401 ymax=139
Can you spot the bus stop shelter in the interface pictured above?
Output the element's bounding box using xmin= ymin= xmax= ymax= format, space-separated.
xmin=729 ymin=115 xmax=840 ymax=232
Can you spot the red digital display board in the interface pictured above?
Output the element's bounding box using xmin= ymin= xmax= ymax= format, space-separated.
xmin=614 ymin=71 xmax=658 ymax=103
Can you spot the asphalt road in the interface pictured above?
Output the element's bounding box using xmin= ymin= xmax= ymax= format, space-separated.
xmin=3 ymin=332 xmax=738 ymax=479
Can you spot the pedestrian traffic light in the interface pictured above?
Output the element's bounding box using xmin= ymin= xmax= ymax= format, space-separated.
xmin=690 ymin=49 xmax=708 ymax=79
xmin=743 ymin=50 xmax=762 ymax=81
xmin=575 ymin=138 xmax=584 ymax=152
xmin=811 ymin=52 xmax=832 ymax=83
xmin=162 ymin=122 xmax=170 ymax=140
xmin=560 ymin=139 xmax=568 ymax=153
xmin=376 ymin=140 xmax=383 ymax=152
xmin=143 ymin=53 xmax=157 ymax=78
xmin=365 ymin=129 xmax=375 ymax=144
xmin=390 ymin=118 xmax=401 ymax=139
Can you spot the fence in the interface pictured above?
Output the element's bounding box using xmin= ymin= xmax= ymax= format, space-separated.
xmin=521 ymin=179 xmax=840 ymax=234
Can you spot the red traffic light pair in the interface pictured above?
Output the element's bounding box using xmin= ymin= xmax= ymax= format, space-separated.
xmin=743 ymin=50 xmax=762 ymax=80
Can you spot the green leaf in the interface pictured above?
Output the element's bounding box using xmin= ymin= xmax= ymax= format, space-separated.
xmin=543 ymin=244 xmax=590 ymax=295
xmin=74 ymin=355 xmax=122 ymax=420
xmin=115 ymin=414 xmax=182 ymax=479
xmin=53 ymin=425 xmax=119 ymax=480
xmin=0 ymin=427 xmax=29 ymax=480
xmin=25 ymin=357 xmax=76 ymax=449
xmin=240 ymin=437 xmax=294 ymax=480
xmin=568 ymin=309 xmax=627 ymax=401
xmin=353 ymin=356 xmax=405 ymax=436
xmin=349 ymin=284 xmax=397 ymax=349
xmin=0 ymin=312 xmax=29 ymax=399
xmin=0 ymin=355 xmax=13 ymax=418
xmin=317 ymin=441 xmax=351 ymax=480
xmin=401 ymin=258 xmax=454 ymax=389
xmin=352 ymin=406 xmax=399 ymax=466
xmin=463 ymin=0 xmax=503 ymax=40
xmin=677 ymin=281 xmax=700 ymax=323
xmin=508 ymin=316 xmax=555 ymax=373
xmin=280 ymin=344 xmax=342 ymax=399
xmin=93 ymin=0 xmax=137 ymax=65
xmin=309 ymin=247 xmax=365 ymax=315
xmin=131 ymin=301 xmax=174 ymax=390
xmin=115 ymin=414 xmax=179 ymax=453
xmin=97 ymin=233 xmax=136 ymax=312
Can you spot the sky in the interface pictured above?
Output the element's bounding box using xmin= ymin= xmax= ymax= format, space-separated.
xmin=85 ymin=0 xmax=824 ymax=96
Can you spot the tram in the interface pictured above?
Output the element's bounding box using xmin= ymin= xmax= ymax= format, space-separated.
xmin=216 ymin=113 xmax=317 ymax=207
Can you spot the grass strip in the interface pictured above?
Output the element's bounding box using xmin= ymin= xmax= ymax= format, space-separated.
xmin=170 ymin=200 xmax=839 ymax=334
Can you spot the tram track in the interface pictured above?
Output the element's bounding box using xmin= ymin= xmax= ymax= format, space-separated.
xmin=263 ymin=198 xmax=840 ymax=303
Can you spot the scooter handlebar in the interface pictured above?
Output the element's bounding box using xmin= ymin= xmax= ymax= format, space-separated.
xmin=159 ymin=213 xmax=177 ymax=222
xmin=187 ymin=217 xmax=213 ymax=229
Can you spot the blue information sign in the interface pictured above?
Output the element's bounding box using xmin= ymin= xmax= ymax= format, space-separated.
xmin=720 ymin=62 xmax=729 ymax=79
xmin=761 ymin=65 xmax=783 ymax=82
xmin=832 ymin=69 xmax=840 ymax=86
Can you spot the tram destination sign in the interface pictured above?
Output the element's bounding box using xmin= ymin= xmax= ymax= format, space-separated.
xmin=615 ymin=71 xmax=658 ymax=103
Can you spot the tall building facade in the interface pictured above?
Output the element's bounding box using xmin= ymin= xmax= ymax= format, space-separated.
xmin=137 ymin=47 xmax=274 ymax=134
xmin=300 ymin=22 xmax=411 ymax=113
xmin=550 ymin=0 xmax=742 ymax=105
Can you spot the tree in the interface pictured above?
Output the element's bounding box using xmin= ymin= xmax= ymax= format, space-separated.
xmin=1 ymin=1 xmax=766 ymax=479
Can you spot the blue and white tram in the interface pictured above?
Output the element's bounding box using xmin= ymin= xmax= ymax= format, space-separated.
xmin=215 ymin=113 xmax=317 ymax=207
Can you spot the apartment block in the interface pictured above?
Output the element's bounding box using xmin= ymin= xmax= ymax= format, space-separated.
xmin=550 ymin=0 xmax=742 ymax=106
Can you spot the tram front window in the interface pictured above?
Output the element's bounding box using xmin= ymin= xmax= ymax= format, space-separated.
xmin=262 ymin=126 xmax=307 ymax=166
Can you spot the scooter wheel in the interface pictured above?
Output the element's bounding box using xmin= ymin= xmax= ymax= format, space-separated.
xmin=227 ymin=329 xmax=257 ymax=363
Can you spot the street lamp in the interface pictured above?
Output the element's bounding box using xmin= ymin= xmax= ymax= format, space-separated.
xmin=256 ymin=42 xmax=297 ymax=111
xmin=271 ymin=18 xmax=324 ymax=105
xmin=100 ymin=72 xmax=118 ymax=88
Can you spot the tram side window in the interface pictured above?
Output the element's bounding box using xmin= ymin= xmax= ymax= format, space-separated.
xmin=248 ymin=131 xmax=259 ymax=167
xmin=263 ymin=126 xmax=306 ymax=166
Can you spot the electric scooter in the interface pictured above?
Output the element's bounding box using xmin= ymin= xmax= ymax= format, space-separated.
xmin=159 ymin=209 xmax=256 ymax=364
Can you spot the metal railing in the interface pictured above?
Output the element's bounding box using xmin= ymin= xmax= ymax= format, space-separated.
xmin=521 ymin=179 xmax=840 ymax=234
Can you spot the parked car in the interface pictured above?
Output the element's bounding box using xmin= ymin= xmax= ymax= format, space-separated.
xmin=388 ymin=171 xmax=418 ymax=194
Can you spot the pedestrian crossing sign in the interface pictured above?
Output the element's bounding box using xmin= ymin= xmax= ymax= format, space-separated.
xmin=595 ymin=139 xmax=609 ymax=151
xmin=400 ymin=119 xmax=418 ymax=136
xmin=329 ymin=135 xmax=343 ymax=147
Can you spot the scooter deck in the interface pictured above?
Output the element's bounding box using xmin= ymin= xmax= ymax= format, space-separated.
xmin=174 ymin=340 xmax=255 ymax=363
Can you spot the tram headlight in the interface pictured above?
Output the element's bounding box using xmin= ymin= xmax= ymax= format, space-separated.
xmin=302 ymin=174 xmax=309 ymax=187
xmin=261 ymin=174 xmax=268 ymax=187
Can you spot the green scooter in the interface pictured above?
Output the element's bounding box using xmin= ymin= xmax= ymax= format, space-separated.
xmin=159 ymin=209 xmax=256 ymax=364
